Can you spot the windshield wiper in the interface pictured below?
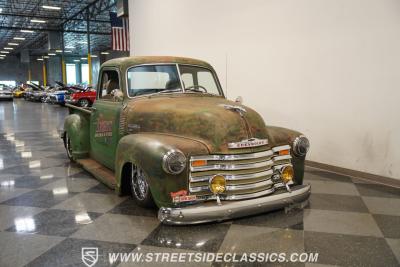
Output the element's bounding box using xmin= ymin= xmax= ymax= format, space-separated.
xmin=185 ymin=88 xmax=204 ymax=93
xmin=184 ymin=85 xmax=208 ymax=93
xmin=159 ymin=88 xmax=182 ymax=94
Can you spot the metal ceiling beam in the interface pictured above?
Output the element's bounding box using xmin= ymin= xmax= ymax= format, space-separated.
xmin=62 ymin=0 xmax=116 ymax=25
xmin=0 ymin=26 xmax=111 ymax=35
xmin=0 ymin=12 xmax=110 ymax=23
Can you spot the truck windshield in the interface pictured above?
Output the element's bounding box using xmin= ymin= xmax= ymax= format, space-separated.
xmin=127 ymin=64 xmax=222 ymax=97
xmin=127 ymin=65 xmax=182 ymax=97
xmin=179 ymin=65 xmax=221 ymax=96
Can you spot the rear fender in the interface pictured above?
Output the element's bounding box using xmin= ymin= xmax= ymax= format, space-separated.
xmin=115 ymin=133 xmax=209 ymax=207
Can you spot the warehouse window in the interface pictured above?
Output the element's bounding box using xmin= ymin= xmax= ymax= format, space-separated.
xmin=81 ymin=64 xmax=89 ymax=85
xmin=66 ymin=64 xmax=77 ymax=85
xmin=0 ymin=81 xmax=16 ymax=87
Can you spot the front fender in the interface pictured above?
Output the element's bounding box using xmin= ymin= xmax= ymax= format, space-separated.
xmin=115 ymin=133 xmax=209 ymax=208
xmin=267 ymin=126 xmax=306 ymax=185
xmin=64 ymin=114 xmax=90 ymax=159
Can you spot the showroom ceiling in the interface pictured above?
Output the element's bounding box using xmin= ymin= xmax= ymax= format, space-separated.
xmin=0 ymin=0 xmax=116 ymax=56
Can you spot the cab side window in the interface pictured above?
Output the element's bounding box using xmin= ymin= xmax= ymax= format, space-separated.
xmin=99 ymin=70 xmax=120 ymax=100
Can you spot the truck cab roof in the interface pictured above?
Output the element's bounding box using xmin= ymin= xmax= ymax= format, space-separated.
xmin=101 ymin=56 xmax=213 ymax=70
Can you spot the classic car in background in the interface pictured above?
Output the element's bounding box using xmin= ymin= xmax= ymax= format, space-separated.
xmin=0 ymin=84 xmax=13 ymax=100
xmin=64 ymin=86 xmax=96 ymax=107
xmin=47 ymin=82 xmax=72 ymax=105
xmin=24 ymin=83 xmax=45 ymax=101
xmin=13 ymin=85 xmax=26 ymax=98
xmin=47 ymin=82 xmax=94 ymax=106
xmin=63 ymin=56 xmax=311 ymax=225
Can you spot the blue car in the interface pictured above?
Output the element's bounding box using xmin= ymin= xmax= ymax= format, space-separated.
xmin=49 ymin=90 xmax=68 ymax=105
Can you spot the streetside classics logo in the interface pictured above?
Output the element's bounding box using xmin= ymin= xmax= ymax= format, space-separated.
xmin=82 ymin=247 xmax=99 ymax=267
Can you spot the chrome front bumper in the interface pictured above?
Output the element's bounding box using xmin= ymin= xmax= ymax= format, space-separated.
xmin=158 ymin=184 xmax=311 ymax=225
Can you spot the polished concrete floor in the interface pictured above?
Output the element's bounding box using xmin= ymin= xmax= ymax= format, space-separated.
xmin=0 ymin=99 xmax=399 ymax=267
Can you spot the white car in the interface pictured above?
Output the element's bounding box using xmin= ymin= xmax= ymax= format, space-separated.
xmin=0 ymin=86 xmax=13 ymax=101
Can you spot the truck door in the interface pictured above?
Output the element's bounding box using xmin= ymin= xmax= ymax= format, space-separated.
xmin=90 ymin=67 xmax=123 ymax=170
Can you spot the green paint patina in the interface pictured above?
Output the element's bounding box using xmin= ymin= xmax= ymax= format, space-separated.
xmin=63 ymin=56 xmax=307 ymax=208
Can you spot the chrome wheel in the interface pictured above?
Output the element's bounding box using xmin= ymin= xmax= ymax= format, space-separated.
xmin=79 ymin=99 xmax=89 ymax=107
xmin=131 ymin=165 xmax=149 ymax=201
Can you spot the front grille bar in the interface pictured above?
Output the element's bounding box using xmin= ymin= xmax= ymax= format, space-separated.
xmin=190 ymin=150 xmax=273 ymax=161
xmin=190 ymin=160 xmax=273 ymax=172
xmin=189 ymin=169 xmax=273 ymax=183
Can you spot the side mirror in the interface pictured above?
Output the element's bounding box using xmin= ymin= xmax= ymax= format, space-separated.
xmin=111 ymin=89 xmax=124 ymax=102
xmin=235 ymin=96 xmax=243 ymax=104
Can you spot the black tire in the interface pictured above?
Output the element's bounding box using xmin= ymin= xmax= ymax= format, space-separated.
xmin=78 ymin=98 xmax=90 ymax=107
xmin=130 ymin=164 xmax=155 ymax=208
xmin=63 ymin=132 xmax=74 ymax=162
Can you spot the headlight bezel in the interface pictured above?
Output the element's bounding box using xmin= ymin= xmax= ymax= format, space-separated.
xmin=293 ymin=135 xmax=310 ymax=157
xmin=162 ymin=149 xmax=187 ymax=175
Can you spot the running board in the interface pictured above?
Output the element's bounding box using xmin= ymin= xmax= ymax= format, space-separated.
xmin=76 ymin=158 xmax=116 ymax=189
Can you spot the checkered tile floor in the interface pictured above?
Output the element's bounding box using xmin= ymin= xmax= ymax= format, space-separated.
xmin=0 ymin=101 xmax=399 ymax=267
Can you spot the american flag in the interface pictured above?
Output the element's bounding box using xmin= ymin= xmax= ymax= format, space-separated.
xmin=110 ymin=12 xmax=130 ymax=51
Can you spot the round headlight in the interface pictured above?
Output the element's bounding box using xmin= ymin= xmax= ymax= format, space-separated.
xmin=281 ymin=165 xmax=294 ymax=183
xmin=293 ymin=135 xmax=310 ymax=157
xmin=162 ymin=150 xmax=187 ymax=175
xmin=209 ymin=175 xmax=226 ymax=194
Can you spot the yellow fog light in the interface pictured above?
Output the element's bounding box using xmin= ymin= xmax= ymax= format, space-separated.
xmin=209 ymin=175 xmax=226 ymax=194
xmin=281 ymin=166 xmax=294 ymax=183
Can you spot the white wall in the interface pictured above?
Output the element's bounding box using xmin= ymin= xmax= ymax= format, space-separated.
xmin=129 ymin=0 xmax=400 ymax=180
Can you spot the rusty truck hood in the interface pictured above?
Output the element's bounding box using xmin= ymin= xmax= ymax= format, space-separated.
xmin=125 ymin=94 xmax=270 ymax=153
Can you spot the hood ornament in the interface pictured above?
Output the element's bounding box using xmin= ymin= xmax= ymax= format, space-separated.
xmin=221 ymin=104 xmax=247 ymax=116
xmin=228 ymin=138 xmax=269 ymax=149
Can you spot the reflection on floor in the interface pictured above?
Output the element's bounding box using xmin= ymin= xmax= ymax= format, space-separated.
xmin=0 ymin=100 xmax=399 ymax=267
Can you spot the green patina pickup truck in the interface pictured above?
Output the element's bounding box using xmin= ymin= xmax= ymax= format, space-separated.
xmin=63 ymin=56 xmax=311 ymax=224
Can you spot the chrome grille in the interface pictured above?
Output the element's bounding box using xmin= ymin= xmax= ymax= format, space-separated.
xmin=189 ymin=145 xmax=292 ymax=201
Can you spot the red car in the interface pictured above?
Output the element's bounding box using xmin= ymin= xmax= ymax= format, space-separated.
xmin=65 ymin=88 xmax=96 ymax=107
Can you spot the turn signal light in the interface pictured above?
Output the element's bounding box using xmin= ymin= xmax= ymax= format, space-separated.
xmin=279 ymin=149 xmax=290 ymax=156
xmin=191 ymin=160 xmax=207 ymax=167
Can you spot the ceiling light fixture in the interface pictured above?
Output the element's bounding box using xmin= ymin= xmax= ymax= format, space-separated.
xmin=4 ymin=47 xmax=13 ymax=50
xmin=80 ymin=57 xmax=87 ymax=60
xmin=64 ymin=50 xmax=72 ymax=53
xmin=65 ymin=46 xmax=74 ymax=49
xmin=55 ymin=50 xmax=63 ymax=53
xmin=37 ymin=58 xmax=43 ymax=61
xmin=43 ymin=56 xmax=49 ymax=58
xmin=73 ymin=59 xmax=80 ymax=62
xmin=42 ymin=5 xmax=61 ymax=10
xmin=90 ymin=55 xmax=98 ymax=58
xmin=14 ymin=37 xmax=25 ymax=40
xmin=8 ymin=43 xmax=19 ymax=46
xmin=21 ymin=29 xmax=34 ymax=33
xmin=31 ymin=19 xmax=46 ymax=23
xmin=101 ymin=52 xmax=110 ymax=55
xmin=48 ymin=53 xmax=56 ymax=56
xmin=0 ymin=51 xmax=10 ymax=54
